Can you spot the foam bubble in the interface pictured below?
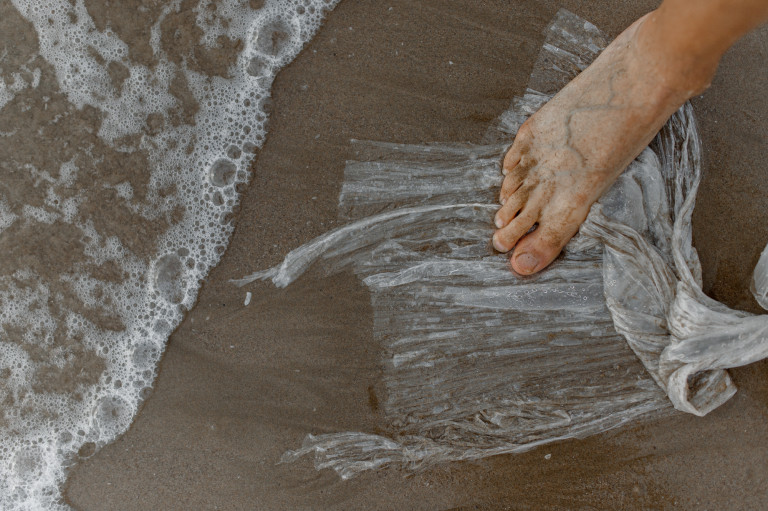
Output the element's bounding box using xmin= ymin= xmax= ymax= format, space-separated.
xmin=93 ymin=395 xmax=133 ymax=437
xmin=153 ymin=254 xmax=187 ymax=304
xmin=226 ymin=145 xmax=243 ymax=159
xmin=209 ymin=159 xmax=238 ymax=187
xmin=131 ymin=340 xmax=161 ymax=370
xmin=254 ymin=16 xmax=299 ymax=57
xmin=246 ymin=55 xmax=272 ymax=77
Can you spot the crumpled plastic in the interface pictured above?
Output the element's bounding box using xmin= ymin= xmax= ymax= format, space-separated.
xmin=234 ymin=9 xmax=768 ymax=477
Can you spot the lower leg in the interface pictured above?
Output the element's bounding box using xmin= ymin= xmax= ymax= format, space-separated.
xmin=639 ymin=0 xmax=768 ymax=92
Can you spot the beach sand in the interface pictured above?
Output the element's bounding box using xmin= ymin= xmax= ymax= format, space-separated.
xmin=61 ymin=1 xmax=768 ymax=509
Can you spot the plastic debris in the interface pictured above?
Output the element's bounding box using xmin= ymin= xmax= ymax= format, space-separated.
xmin=235 ymin=9 xmax=768 ymax=477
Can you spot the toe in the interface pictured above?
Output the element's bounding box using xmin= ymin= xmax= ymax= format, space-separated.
xmin=499 ymin=164 xmax=529 ymax=204
xmin=502 ymin=123 xmax=533 ymax=175
xmin=492 ymin=209 xmax=538 ymax=253
xmin=495 ymin=186 xmax=528 ymax=228
xmin=508 ymin=219 xmax=581 ymax=275
xmin=502 ymin=142 xmax=523 ymax=175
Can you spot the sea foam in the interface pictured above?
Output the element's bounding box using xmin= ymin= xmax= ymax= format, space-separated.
xmin=0 ymin=0 xmax=338 ymax=508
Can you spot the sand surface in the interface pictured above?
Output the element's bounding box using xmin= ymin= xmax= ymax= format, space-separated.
xmin=61 ymin=1 xmax=768 ymax=509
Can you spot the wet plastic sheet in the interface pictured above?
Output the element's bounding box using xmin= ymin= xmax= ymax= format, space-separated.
xmin=235 ymin=9 xmax=768 ymax=477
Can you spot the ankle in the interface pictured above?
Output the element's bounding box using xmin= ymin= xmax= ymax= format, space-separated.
xmin=635 ymin=10 xmax=721 ymax=99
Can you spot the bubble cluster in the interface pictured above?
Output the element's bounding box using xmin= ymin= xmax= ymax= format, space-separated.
xmin=0 ymin=66 xmax=42 ymax=110
xmin=1 ymin=0 xmax=341 ymax=508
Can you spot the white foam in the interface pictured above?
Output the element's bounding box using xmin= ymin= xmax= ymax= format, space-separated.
xmin=0 ymin=65 xmax=42 ymax=110
xmin=1 ymin=0 xmax=340 ymax=508
xmin=0 ymin=198 xmax=17 ymax=232
xmin=0 ymin=82 xmax=13 ymax=110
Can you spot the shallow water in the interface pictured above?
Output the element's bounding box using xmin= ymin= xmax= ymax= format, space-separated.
xmin=0 ymin=0 xmax=339 ymax=508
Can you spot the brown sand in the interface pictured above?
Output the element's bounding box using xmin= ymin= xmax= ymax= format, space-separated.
xmin=64 ymin=1 xmax=768 ymax=509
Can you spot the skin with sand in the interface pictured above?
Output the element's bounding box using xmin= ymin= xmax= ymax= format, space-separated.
xmin=494 ymin=0 xmax=768 ymax=275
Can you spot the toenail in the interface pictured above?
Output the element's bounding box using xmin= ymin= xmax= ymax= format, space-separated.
xmin=495 ymin=216 xmax=505 ymax=229
xmin=499 ymin=197 xmax=506 ymax=206
xmin=492 ymin=234 xmax=507 ymax=252
xmin=515 ymin=252 xmax=539 ymax=273
xmin=502 ymin=168 xmax=509 ymax=176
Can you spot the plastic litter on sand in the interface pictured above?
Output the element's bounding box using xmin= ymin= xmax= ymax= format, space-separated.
xmin=236 ymin=9 xmax=768 ymax=478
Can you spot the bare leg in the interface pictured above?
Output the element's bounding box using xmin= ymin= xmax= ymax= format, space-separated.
xmin=494 ymin=0 xmax=768 ymax=275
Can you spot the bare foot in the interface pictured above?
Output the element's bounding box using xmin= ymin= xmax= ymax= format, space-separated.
xmin=493 ymin=11 xmax=717 ymax=275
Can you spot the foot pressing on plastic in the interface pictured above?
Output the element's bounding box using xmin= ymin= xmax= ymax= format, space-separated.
xmin=492 ymin=0 xmax=767 ymax=275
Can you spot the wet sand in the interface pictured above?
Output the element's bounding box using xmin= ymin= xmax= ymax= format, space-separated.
xmin=65 ymin=1 xmax=768 ymax=509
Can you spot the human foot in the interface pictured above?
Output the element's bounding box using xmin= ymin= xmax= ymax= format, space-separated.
xmin=493 ymin=11 xmax=717 ymax=275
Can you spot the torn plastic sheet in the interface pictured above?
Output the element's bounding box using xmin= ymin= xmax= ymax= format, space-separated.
xmin=235 ymin=9 xmax=768 ymax=477
xmin=751 ymin=244 xmax=768 ymax=310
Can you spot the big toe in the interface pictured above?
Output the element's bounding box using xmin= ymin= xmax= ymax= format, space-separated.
xmin=509 ymin=221 xmax=579 ymax=275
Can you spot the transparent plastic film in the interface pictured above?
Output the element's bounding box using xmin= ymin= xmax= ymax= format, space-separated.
xmin=751 ymin=242 xmax=768 ymax=309
xmin=236 ymin=9 xmax=768 ymax=477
